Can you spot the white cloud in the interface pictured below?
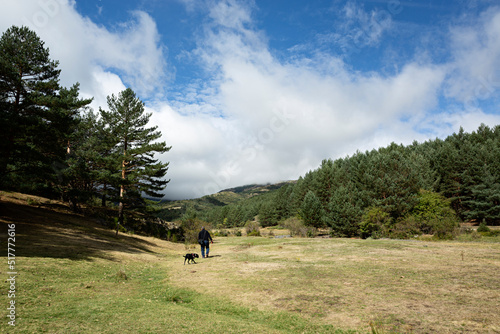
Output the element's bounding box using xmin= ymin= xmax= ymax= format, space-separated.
xmin=342 ymin=0 xmax=393 ymax=47
xmin=445 ymin=6 xmax=500 ymax=105
xmin=0 ymin=0 xmax=167 ymax=109
xmin=310 ymin=0 xmax=393 ymax=57
xmin=2 ymin=0 xmax=500 ymax=200
xmin=149 ymin=0 xmax=448 ymax=198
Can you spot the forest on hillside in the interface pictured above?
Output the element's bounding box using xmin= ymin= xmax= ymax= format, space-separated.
xmin=2 ymin=25 xmax=499 ymax=241
xmin=189 ymin=125 xmax=500 ymax=239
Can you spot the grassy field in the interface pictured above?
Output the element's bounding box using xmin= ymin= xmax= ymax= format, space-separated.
xmin=1 ymin=192 xmax=500 ymax=333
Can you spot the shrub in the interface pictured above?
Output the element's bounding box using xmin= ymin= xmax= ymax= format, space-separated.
xmin=390 ymin=216 xmax=421 ymax=239
xmin=306 ymin=227 xmax=318 ymax=238
xmin=245 ymin=221 xmax=261 ymax=236
xmin=283 ymin=217 xmax=317 ymax=238
xmin=488 ymin=230 xmax=500 ymax=237
xmin=398 ymin=190 xmax=461 ymax=239
xmin=214 ymin=230 xmax=230 ymax=237
xmin=359 ymin=206 xmax=391 ymax=239
xmin=477 ymin=220 xmax=491 ymax=233
xmin=431 ymin=216 xmax=460 ymax=240
xmin=179 ymin=217 xmax=208 ymax=244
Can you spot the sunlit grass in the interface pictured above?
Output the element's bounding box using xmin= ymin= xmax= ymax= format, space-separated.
xmin=1 ymin=192 xmax=499 ymax=333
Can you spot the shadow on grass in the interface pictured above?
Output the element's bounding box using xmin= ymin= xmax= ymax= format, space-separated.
xmin=0 ymin=200 xmax=159 ymax=261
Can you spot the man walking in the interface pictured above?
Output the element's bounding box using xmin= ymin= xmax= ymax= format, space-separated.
xmin=198 ymin=226 xmax=213 ymax=258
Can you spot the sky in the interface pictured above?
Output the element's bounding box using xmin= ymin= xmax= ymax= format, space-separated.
xmin=2 ymin=0 xmax=500 ymax=200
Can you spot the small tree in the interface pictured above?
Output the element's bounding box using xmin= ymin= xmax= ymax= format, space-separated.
xmin=301 ymin=190 xmax=324 ymax=228
xmin=410 ymin=190 xmax=459 ymax=237
xmin=477 ymin=219 xmax=490 ymax=233
xmin=179 ymin=216 xmax=206 ymax=244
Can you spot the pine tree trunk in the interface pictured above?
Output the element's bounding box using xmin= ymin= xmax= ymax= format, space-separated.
xmin=117 ymin=197 xmax=124 ymax=237
xmin=117 ymin=183 xmax=125 ymax=236
xmin=101 ymin=184 xmax=107 ymax=207
xmin=117 ymin=151 xmax=127 ymax=236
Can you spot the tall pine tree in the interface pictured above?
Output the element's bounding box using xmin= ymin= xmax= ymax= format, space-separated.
xmin=0 ymin=26 xmax=61 ymax=188
xmin=99 ymin=88 xmax=171 ymax=233
xmin=0 ymin=26 xmax=91 ymax=196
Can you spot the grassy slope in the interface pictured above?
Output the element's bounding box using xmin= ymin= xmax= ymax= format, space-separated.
xmin=0 ymin=192 xmax=344 ymax=334
xmin=1 ymin=191 xmax=500 ymax=333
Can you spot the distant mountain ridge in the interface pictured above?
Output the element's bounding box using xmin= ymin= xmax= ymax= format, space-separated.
xmin=157 ymin=181 xmax=294 ymax=221
xmin=218 ymin=181 xmax=295 ymax=195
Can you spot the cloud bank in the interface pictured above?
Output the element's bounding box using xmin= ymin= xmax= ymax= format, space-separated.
xmin=2 ymin=0 xmax=500 ymax=199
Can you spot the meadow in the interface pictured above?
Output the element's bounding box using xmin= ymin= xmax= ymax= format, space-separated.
xmin=1 ymin=192 xmax=499 ymax=333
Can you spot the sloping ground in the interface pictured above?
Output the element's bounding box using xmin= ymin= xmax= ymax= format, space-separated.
xmin=0 ymin=192 xmax=344 ymax=334
xmin=0 ymin=192 xmax=169 ymax=260
xmin=1 ymin=191 xmax=500 ymax=333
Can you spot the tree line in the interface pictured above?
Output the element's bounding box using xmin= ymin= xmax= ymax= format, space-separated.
xmin=197 ymin=124 xmax=500 ymax=238
xmin=0 ymin=26 xmax=171 ymax=233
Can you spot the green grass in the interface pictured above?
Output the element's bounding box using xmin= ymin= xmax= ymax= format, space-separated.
xmin=0 ymin=192 xmax=352 ymax=333
xmin=2 ymin=256 xmax=349 ymax=334
xmin=1 ymin=192 xmax=500 ymax=333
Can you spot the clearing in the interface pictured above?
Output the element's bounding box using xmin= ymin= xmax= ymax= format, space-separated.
xmin=1 ymin=191 xmax=499 ymax=333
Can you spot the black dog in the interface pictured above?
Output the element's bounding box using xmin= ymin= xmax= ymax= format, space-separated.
xmin=183 ymin=253 xmax=199 ymax=265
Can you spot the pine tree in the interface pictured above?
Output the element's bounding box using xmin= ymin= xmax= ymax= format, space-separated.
xmin=301 ymin=190 xmax=324 ymax=228
xmin=0 ymin=25 xmax=61 ymax=188
xmin=327 ymin=184 xmax=363 ymax=237
xmin=53 ymin=84 xmax=93 ymax=210
xmin=464 ymin=168 xmax=500 ymax=225
xmin=63 ymin=106 xmax=118 ymax=210
xmin=0 ymin=26 xmax=92 ymax=198
xmin=99 ymin=88 xmax=171 ymax=234
xmin=258 ymin=200 xmax=277 ymax=227
xmin=364 ymin=145 xmax=421 ymax=219
xmin=273 ymin=184 xmax=292 ymax=221
xmin=313 ymin=159 xmax=335 ymax=208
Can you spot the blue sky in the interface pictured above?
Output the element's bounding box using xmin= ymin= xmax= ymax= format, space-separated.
xmin=2 ymin=0 xmax=500 ymax=199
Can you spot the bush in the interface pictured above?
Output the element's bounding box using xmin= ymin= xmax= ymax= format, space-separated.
xmin=431 ymin=217 xmax=460 ymax=240
xmin=488 ymin=230 xmax=500 ymax=237
xmin=359 ymin=207 xmax=391 ymax=239
xmin=214 ymin=230 xmax=230 ymax=237
xmin=179 ymin=217 xmax=208 ymax=244
xmin=390 ymin=216 xmax=422 ymax=239
xmin=245 ymin=221 xmax=261 ymax=236
xmin=283 ymin=217 xmax=317 ymax=238
xmin=477 ymin=220 xmax=491 ymax=233
xmin=391 ymin=190 xmax=461 ymax=240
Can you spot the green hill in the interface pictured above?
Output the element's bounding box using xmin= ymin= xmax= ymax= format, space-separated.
xmin=157 ymin=181 xmax=294 ymax=222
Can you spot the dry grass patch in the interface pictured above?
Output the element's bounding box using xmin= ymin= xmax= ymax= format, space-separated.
xmin=2 ymin=192 xmax=499 ymax=333
xmin=1 ymin=194 xmax=342 ymax=333
xmin=166 ymin=237 xmax=500 ymax=333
